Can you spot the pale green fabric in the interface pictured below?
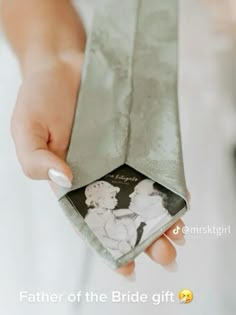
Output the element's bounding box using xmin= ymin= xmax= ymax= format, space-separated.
xmin=56 ymin=0 xmax=189 ymax=269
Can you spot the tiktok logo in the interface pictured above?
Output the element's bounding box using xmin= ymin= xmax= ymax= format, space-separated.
xmin=173 ymin=225 xmax=181 ymax=235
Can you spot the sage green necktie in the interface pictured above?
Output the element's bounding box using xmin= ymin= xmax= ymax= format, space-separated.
xmin=57 ymin=0 xmax=189 ymax=269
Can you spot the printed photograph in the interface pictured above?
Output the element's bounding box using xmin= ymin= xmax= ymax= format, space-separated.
xmin=66 ymin=164 xmax=186 ymax=258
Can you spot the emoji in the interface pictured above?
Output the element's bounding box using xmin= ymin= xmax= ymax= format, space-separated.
xmin=178 ymin=289 xmax=193 ymax=304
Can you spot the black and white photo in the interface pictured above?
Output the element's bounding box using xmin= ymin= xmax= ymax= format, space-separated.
xmin=66 ymin=164 xmax=186 ymax=258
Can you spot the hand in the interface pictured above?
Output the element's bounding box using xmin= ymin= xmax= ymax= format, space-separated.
xmin=10 ymin=53 xmax=190 ymax=278
xmin=3 ymin=0 xmax=86 ymax=189
xmin=10 ymin=55 xmax=83 ymax=188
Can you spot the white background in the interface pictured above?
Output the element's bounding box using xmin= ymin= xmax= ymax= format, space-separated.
xmin=0 ymin=0 xmax=236 ymax=314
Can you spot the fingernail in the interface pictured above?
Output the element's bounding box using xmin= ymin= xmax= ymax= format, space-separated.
xmin=174 ymin=237 xmax=186 ymax=246
xmin=163 ymin=260 xmax=178 ymax=272
xmin=124 ymin=271 xmax=136 ymax=282
xmin=48 ymin=168 xmax=72 ymax=188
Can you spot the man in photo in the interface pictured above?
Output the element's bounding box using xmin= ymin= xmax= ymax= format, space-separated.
xmin=129 ymin=179 xmax=185 ymax=244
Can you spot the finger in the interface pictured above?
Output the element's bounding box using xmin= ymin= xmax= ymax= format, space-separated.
xmin=165 ymin=219 xmax=185 ymax=242
xmin=11 ymin=120 xmax=73 ymax=187
xmin=145 ymin=235 xmax=176 ymax=266
xmin=116 ymin=261 xmax=135 ymax=276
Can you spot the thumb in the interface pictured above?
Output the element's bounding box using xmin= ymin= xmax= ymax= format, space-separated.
xmin=11 ymin=120 xmax=73 ymax=188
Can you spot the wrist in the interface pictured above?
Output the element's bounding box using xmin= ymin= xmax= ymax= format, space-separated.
xmin=2 ymin=0 xmax=86 ymax=77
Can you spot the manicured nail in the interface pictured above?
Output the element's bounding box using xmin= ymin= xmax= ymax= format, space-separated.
xmin=48 ymin=168 xmax=72 ymax=188
xmin=163 ymin=260 xmax=178 ymax=272
xmin=174 ymin=237 xmax=186 ymax=246
xmin=124 ymin=271 xmax=136 ymax=282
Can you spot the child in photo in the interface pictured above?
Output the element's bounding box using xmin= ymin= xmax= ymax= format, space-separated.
xmin=84 ymin=180 xmax=138 ymax=257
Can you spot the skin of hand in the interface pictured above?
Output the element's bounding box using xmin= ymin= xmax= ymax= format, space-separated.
xmin=10 ymin=59 xmax=82 ymax=184
xmin=1 ymin=0 xmax=190 ymax=278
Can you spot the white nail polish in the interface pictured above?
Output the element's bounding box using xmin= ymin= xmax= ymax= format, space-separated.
xmin=163 ymin=260 xmax=178 ymax=272
xmin=48 ymin=168 xmax=72 ymax=188
xmin=124 ymin=271 xmax=136 ymax=282
xmin=174 ymin=238 xmax=186 ymax=246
